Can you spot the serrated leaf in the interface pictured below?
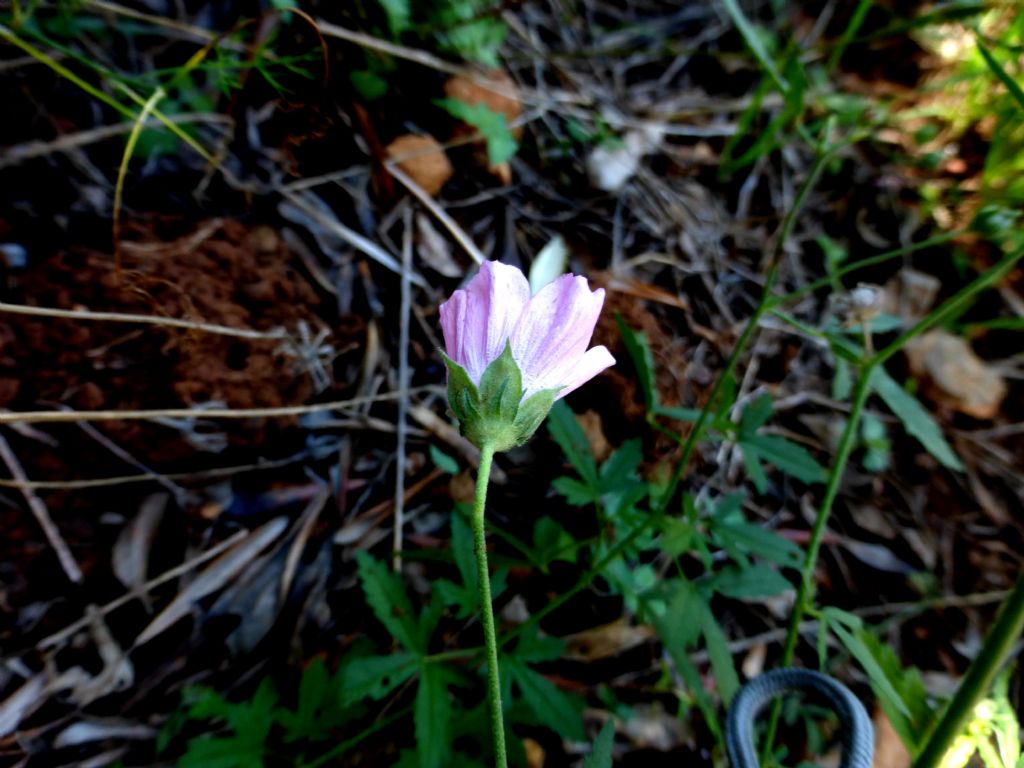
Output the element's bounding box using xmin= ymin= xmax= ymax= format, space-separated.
xmin=415 ymin=662 xmax=452 ymax=768
xmin=870 ymin=367 xmax=964 ymax=471
xmin=742 ymin=434 xmax=828 ymax=484
xmin=435 ymin=98 xmax=518 ymax=165
xmin=616 ymin=317 xmax=657 ymax=410
xmin=547 ymin=400 xmax=598 ymax=486
xmin=701 ymin=601 xmax=740 ymax=705
xmin=655 ymin=578 xmax=703 ymax=653
xmin=506 ymin=657 xmax=585 ymax=740
xmin=356 ymin=551 xmax=421 ymax=652
xmin=598 ymin=439 xmax=643 ymax=488
xmin=710 ymin=565 xmax=793 ymax=599
xmin=339 ymin=652 xmax=418 ymax=706
xmin=583 ymin=719 xmax=616 ymax=768
xmin=739 ymin=393 xmax=774 ymax=435
xmin=711 ymin=519 xmax=802 ymax=567
xmin=552 ymin=476 xmax=599 ymax=506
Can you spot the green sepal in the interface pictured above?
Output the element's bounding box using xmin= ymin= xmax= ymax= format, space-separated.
xmin=512 ymin=388 xmax=560 ymax=446
xmin=440 ymin=348 xmax=560 ymax=453
xmin=477 ymin=341 xmax=523 ymax=424
xmin=440 ymin=351 xmax=481 ymax=426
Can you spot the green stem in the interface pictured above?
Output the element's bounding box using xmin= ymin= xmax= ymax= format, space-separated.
xmin=471 ymin=443 xmax=507 ymax=768
xmin=762 ymin=246 xmax=1024 ymax=764
xmin=912 ymin=568 xmax=1024 ymax=768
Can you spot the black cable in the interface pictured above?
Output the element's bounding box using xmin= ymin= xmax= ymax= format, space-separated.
xmin=725 ymin=668 xmax=875 ymax=768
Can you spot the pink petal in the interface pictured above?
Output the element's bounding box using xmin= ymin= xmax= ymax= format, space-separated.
xmin=439 ymin=261 xmax=530 ymax=383
xmin=511 ymin=275 xmax=605 ymax=395
xmin=548 ymin=345 xmax=616 ymax=400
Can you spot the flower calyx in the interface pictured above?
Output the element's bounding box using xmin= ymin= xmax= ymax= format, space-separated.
xmin=441 ymin=340 xmax=560 ymax=453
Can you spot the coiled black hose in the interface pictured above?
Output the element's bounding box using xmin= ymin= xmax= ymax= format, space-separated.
xmin=725 ymin=668 xmax=875 ymax=768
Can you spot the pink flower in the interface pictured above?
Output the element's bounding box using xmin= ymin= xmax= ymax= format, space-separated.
xmin=440 ymin=261 xmax=615 ymax=401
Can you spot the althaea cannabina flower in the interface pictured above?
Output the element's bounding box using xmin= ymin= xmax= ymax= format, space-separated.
xmin=439 ymin=261 xmax=615 ymax=451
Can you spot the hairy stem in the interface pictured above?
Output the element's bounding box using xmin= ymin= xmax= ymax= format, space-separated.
xmin=471 ymin=443 xmax=507 ymax=768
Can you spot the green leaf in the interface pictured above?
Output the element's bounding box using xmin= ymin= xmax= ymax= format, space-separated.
xmin=701 ymin=601 xmax=740 ymax=705
xmin=350 ymin=69 xmax=389 ymax=101
xmin=430 ymin=445 xmax=459 ymax=474
xmin=616 ymin=316 xmax=657 ymax=410
xmin=415 ymin=662 xmax=452 ymax=768
xmin=857 ymin=631 xmax=932 ymax=751
xmin=742 ymin=434 xmax=828 ymax=484
xmin=552 ymin=476 xmax=599 ymax=506
xmin=655 ymin=578 xmax=704 ymax=652
xmin=506 ymin=657 xmax=585 ymax=740
xmin=977 ymin=40 xmax=1024 ymax=113
xmin=435 ymin=98 xmax=518 ymax=165
xmin=339 ymin=652 xmax=418 ymax=706
xmin=738 ymin=393 xmax=774 ymax=436
xmin=741 ymin=443 xmax=769 ymax=493
xmin=280 ymin=658 xmax=330 ymax=742
xmin=711 ymin=519 xmax=802 ymax=567
xmin=870 ymin=367 xmax=964 ymax=471
xmin=719 ymin=0 xmax=788 ymax=95
xmin=378 ymin=0 xmax=412 ymax=37
xmin=356 ymin=551 xmax=421 ymax=652
xmin=451 ymin=510 xmax=477 ymax=594
xmin=655 ymin=405 xmax=703 ymax=422
xmin=825 ymin=610 xmax=909 ymax=719
xmin=532 ymin=517 xmax=577 ymax=567
xmin=710 ymin=565 xmax=793 ymax=599
xmin=583 ymin=719 xmax=616 ymax=768
xmin=547 ymin=400 xmax=598 ymax=486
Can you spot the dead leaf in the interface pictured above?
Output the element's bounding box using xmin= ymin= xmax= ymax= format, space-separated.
xmin=872 ymin=708 xmax=911 ymax=768
xmin=135 ymin=517 xmax=288 ymax=645
xmin=563 ymin=619 xmax=654 ymax=661
xmin=112 ymin=493 xmax=168 ymax=600
xmin=905 ymin=330 xmax=1007 ymax=419
xmin=523 ymin=737 xmax=546 ymax=768
xmin=54 ymin=719 xmax=156 ymax=748
xmin=415 ymin=213 xmax=463 ymax=278
xmin=385 ymin=135 xmax=453 ymax=196
xmin=0 ymin=675 xmax=45 ymax=738
xmin=444 ymin=69 xmax=523 ymax=139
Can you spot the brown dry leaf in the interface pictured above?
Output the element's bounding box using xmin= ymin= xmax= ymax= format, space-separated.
xmin=905 ymin=330 xmax=1007 ymax=419
xmin=523 ymin=737 xmax=546 ymax=768
xmin=135 ymin=517 xmax=288 ymax=645
xmin=385 ymin=135 xmax=453 ymax=196
xmin=577 ymin=410 xmax=612 ymax=464
xmin=444 ymin=69 xmax=523 ymax=139
xmin=872 ymin=708 xmax=911 ymax=768
xmin=563 ymin=619 xmax=654 ymax=661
